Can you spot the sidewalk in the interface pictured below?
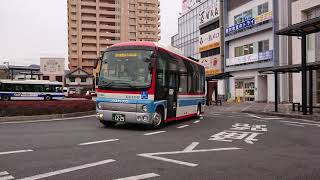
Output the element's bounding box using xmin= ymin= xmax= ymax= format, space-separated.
xmin=205 ymin=102 xmax=320 ymax=121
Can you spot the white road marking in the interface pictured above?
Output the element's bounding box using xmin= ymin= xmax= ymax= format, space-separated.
xmin=248 ymin=114 xmax=283 ymax=120
xmin=280 ymin=121 xmax=320 ymax=127
xmin=193 ymin=120 xmax=200 ymax=124
xmin=0 ymin=115 xmax=96 ymax=125
xmin=0 ymin=172 xmax=9 ymax=176
xmin=183 ymin=142 xmax=199 ymax=152
xmin=114 ymin=173 xmax=160 ymax=180
xmin=79 ymin=139 xmax=119 ymax=146
xmin=138 ymin=142 xmax=240 ymax=167
xmin=177 ymin=125 xmax=189 ymax=129
xmin=0 ymin=150 xmax=33 ymax=156
xmin=143 ymin=131 xmax=166 ymax=136
xmin=293 ymin=119 xmax=320 ymax=124
xmin=0 ymin=175 xmax=14 ymax=180
xmin=18 ymin=159 xmax=115 ymax=180
xmin=285 ymin=124 xmax=305 ymax=127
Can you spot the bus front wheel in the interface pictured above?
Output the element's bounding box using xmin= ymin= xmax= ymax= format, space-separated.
xmin=1 ymin=95 xmax=10 ymax=101
xmin=150 ymin=109 xmax=163 ymax=129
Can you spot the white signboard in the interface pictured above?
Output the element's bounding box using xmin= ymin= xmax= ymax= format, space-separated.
xmin=226 ymin=53 xmax=258 ymax=66
xmin=182 ymin=0 xmax=206 ymax=14
xmin=199 ymin=55 xmax=221 ymax=75
xmin=199 ymin=28 xmax=220 ymax=52
xmin=199 ymin=1 xmax=220 ymax=26
xmin=40 ymin=58 xmax=65 ymax=75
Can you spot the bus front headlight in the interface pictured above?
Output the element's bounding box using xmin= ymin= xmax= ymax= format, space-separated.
xmin=142 ymin=105 xmax=148 ymax=112
xmin=97 ymin=103 xmax=103 ymax=109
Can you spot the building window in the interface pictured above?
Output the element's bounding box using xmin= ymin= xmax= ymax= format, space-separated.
xmin=235 ymin=43 xmax=254 ymax=57
xmin=258 ymin=40 xmax=269 ymax=52
xmin=43 ymin=76 xmax=49 ymax=80
xmin=70 ymin=77 xmax=75 ymax=82
xmin=258 ymin=2 xmax=269 ymax=15
xmin=81 ymin=77 xmax=87 ymax=82
xmin=56 ymin=76 xmax=63 ymax=82
xmin=234 ymin=10 xmax=253 ymax=24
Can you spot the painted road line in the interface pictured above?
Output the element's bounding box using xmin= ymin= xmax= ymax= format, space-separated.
xmin=177 ymin=125 xmax=189 ymax=129
xmin=114 ymin=173 xmax=160 ymax=180
xmin=293 ymin=119 xmax=320 ymax=124
xmin=0 ymin=175 xmax=14 ymax=180
xmin=138 ymin=142 xmax=240 ymax=167
xmin=0 ymin=150 xmax=33 ymax=156
xmin=79 ymin=139 xmax=119 ymax=146
xmin=285 ymin=124 xmax=305 ymax=127
xmin=183 ymin=142 xmax=199 ymax=152
xmin=0 ymin=172 xmax=9 ymax=176
xmin=0 ymin=115 xmax=96 ymax=125
xmin=144 ymin=131 xmax=166 ymax=136
xmin=193 ymin=120 xmax=200 ymax=124
xmin=280 ymin=121 xmax=320 ymax=127
xmin=18 ymin=159 xmax=115 ymax=180
xmin=248 ymin=114 xmax=282 ymax=120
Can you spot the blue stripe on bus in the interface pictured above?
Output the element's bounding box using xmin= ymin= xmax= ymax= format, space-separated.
xmin=178 ymin=98 xmax=205 ymax=107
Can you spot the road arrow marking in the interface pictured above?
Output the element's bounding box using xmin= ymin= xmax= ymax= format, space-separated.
xmin=78 ymin=139 xmax=119 ymax=146
xmin=248 ymin=114 xmax=283 ymax=120
xmin=18 ymin=159 xmax=115 ymax=180
xmin=138 ymin=142 xmax=240 ymax=167
xmin=114 ymin=173 xmax=160 ymax=180
xmin=0 ymin=150 xmax=33 ymax=156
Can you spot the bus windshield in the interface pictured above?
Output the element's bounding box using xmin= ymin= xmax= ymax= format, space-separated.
xmin=99 ymin=50 xmax=153 ymax=90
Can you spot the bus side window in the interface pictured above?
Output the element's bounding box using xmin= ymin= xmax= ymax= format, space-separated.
xmin=156 ymin=51 xmax=168 ymax=100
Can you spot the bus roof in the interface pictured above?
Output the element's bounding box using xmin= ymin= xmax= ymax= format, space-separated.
xmin=111 ymin=42 xmax=203 ymax=66
xmin=0 ymin=80 xmax=63 ymax=85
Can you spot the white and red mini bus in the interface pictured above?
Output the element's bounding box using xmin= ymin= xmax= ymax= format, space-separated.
xmin=96 ymin=42 xmax=205 ymax=128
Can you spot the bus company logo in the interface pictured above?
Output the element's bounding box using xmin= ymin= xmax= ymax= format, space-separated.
xmin=13 ymin=93 xmax=22 ymax=97
xmin=111 ymin=99 xmax=129 ymax=103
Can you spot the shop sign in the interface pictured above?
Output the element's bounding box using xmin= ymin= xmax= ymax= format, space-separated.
xmin=182 ymin=0 xmax=206 ymax=14
xmin=226 ymin=54 xmax=258 ymax=66
xmin=199 ymin=1 xmax=220 ymax=26
xmin=199 ymin=28 xmax=220 ymax=52
xmin=258 ymin=50 xmax=273 ymax=61
xmin=255 ymin=11 xmax=272 ymax=24
xmin=225 ymin=11 xmax=273 ymax=36
xmin=199 ymin=55 xmax=221 ymax=76
xmin=225 ymin=18 xmax=255 ymax=36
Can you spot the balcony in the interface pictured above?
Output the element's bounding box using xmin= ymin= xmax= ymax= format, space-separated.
xmin=81 ymin=8 xmax=97 ymax=14
xmin=99 ymin=17 xmax=119 ymax=23
xmin=82 ymin=39 xmax=97 ymax=44
xmin=82 ymin=54 xmax=98 ymax=59
xmin=100 ymin=32 xmax=120 ymax=37
xmin=82 ymin=16 xmax=97 ymax=21
xmin=82 ymin=24 xmax=97 ymax=29
xmin=99 ymin=3 xmax=118 ymax=8
xmin=137 ymin=19 xmax=157 ymax=25
xmin=82 ymin=31 xmax=97 ymax=36
xmin=81 ymin=1 xmax=96 ymax=7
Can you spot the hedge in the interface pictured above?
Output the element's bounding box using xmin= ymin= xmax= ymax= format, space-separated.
xmin=0 ymin=100 xmax=96 ymax=117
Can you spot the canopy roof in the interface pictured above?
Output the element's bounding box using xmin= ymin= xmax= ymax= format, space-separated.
xmin=276 ymin=16 xmax=320 ymax=36
xmin=259 ymin=61 xmax=320 ymax=74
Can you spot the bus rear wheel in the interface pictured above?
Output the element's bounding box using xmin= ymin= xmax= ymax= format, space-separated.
xmin=44 ymin=95 xmax=52 ymax=101
xmin=1 ymin=95 xmax=10 ymax=101
xmin=100 ymin=120 xmax=117 ymax=128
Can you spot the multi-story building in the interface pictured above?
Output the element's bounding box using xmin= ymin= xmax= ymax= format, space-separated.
xmin=224 ymin=0 xmax=277 ymax=102
xmin=67 ymin=0 xmax=161 ymax=75
xmin=171 ymin=0 xmax=224 ymax=103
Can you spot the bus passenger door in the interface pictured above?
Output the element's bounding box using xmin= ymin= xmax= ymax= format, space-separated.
xmin=166 ymin=71 xmax=178 ymax=118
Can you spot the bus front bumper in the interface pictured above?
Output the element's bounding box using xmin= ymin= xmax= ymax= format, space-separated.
xmin=96 ymin=110 xmax=154 ymax=125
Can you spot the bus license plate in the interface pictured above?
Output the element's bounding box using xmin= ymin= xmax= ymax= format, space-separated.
xmin=112 ymin=114 xmax=125 ymax=122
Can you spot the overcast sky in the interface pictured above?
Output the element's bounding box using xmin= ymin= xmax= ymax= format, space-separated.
xmin=0 ymin=0 xmax=181 ymax=67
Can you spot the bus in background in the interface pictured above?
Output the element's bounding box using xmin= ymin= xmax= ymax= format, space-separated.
xmin=96 ymin=42 xmax=206 ymax=129
xmin=0 ymin=80 xmax=64 ymax=101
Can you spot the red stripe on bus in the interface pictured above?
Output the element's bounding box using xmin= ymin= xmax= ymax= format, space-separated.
xmin=165 ymin=113 xmax=197 ymax=123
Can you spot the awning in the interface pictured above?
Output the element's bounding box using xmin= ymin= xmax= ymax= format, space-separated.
xmin=276 ymin=16 xmax=320 ymax=36
xmin=206 ymin=72 xmax=233 ymax=80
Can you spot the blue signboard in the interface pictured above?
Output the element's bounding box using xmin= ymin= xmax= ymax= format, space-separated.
xmin=225 ymin=18 xmax=255 ymax=36
xmin=141 ymin=91 xmax=148 ymax=99
xmin=258 ymin=50 xmax=273 ymax=61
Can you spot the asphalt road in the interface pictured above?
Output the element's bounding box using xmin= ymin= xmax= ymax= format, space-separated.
xmin=0 ymin=111 xmax=319 ymax=180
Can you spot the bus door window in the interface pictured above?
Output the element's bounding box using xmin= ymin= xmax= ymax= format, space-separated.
xmin=155 ymin=52 xmax=168 ymax=100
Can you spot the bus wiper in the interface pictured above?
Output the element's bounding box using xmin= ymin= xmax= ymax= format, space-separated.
xmin=98 ymin=80 xmax=133 ymax=88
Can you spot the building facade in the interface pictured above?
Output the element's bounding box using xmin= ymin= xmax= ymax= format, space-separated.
xmin=67 ymin=0 xmax=161 ymax=74
xmin=65 ymin=68 xmax=94 ymax=93
xmin=40 ymin=58 xmax=65 ymax=83
xmin=172 ymin=0 xmax=224 ymax=103
xmin=224 ymin=0 xmax=277 ymax=102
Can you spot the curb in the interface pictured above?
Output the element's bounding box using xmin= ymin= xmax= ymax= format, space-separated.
xmin=0 ymin=111 xmax=96 ymax=123
xmin=242 ymin=111 xmax=320 ymax=121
